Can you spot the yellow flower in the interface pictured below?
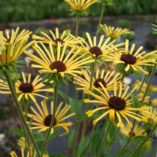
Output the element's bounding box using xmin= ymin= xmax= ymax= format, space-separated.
xmin=100 ymin=24 xmax=129 ymax=39
xmin=0 ymin=72 xmax=53 ymax=102
xmin=79 ymin=32 xmax=123 ymax=59
xmin=105 ymin=40 xmax=157 ymax=74
xmin=85 ymin=82 xmax=145 ymax=127
xmin=141 ymin=106 xmax=157 ymax=125
xmin=0 ymin=27 xmax=32 ymax=66
xmin=9 ymin=137 xmax=48 ymax=157
xmin=25 ymin=42 xmax=94 ymax=77
xmin=152 ymin=99 xmax=157 ymax=106
xmin=134 ymin=80 xmax=157 ymax=93
xmin=65 ymin=0 xmax=97 ymax=11
xmin=33 ymin=27 xmax=81 ymax=47
xmin=27 ymin=100 xmax=75 ymax=135
xmin=120 ymin=124 xmax=146 ymax=137
xmin=74 ymin=69 xmax=121 ymax=91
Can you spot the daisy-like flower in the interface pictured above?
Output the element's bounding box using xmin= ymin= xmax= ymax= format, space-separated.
xmin=27 ymin=100 xmax=75 ymax=135
xmin=120 ymin=124 xmax=146 ymax=137
xmin=9 ymin=137 xmax=49 ymax=157
xmin=32 ymin=27 xmax=82 ymax=47
xmin=152 ymin=99 xmax=157 ymax=106
xmin=0 ymin=72 xmax=53 ymax=102
xmin=79 ymin=32 xmax=123 ymax=59
xmin=74 ymin=69 xmax=121 ymax=91
xmin=105 ymin=40 xmax=157 ymax=74
xmin=0 ymin=27 xmax=32 ymax=66
xmin=64 ymin=0 xmax=97 ymax=12
xmin=84 ymin=82 xmax=145 ymax=128
xmin=25 ymin=42 xmax=94 ymax=77
xmin=100 ymin=24 xmax=129 ymax=39
xmin=141 ymin=106 xmax=157 ymax=125
xmin=134 ymin=80 xmax=157 ymax=93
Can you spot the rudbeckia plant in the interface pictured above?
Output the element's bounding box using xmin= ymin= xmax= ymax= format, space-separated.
xmin=0 ymin=1 xmax=157 ymax=157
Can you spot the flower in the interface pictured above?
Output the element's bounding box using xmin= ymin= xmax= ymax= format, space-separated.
xmin=84 ymin=82 xmax=145 ymax=127
xmin=32 ymin=27 xmax=81 ymax=47
xmin=74 ymin=69 xmax=121 ymax=91
xmin=134 ymin=80 xmax=157 ymax=93
xmin=27 ymin=100 xmax=75 ymax=135
xmin=141 ymin=106 xmax=157 ymax=125
xmin=105 ymin=40 xmax=157 ymax=74
xmin=79 ymin=32 xmax=123 ymax=59
xmin=0 ymin=27 xmax=32 ymax=66
xmin=100 ymin=24 xmax=129 ymax=39
xmin=25 ymin=42 xmax=94 ymax=77
xmin=0 ymin=72 xmax=53 ymax=102
xmin=64 ymin=0 xmax=97 ymax=12
xmin=152 ymin=99 xmax=157 ymax=106
xmin=9 ymin=137 xmax=48 ymax=157
xmin=120 ymin=124 xmax=146 ymax=137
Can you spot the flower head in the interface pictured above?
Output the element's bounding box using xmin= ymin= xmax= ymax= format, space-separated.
xmin=79 ymin=32 xmax=123 ymax=59
xmin=33 ymin=28 xmax=81 ymax=47
xmin=74 ymin=69 xmax=121 ymax=91
xmin=65 ymin=0 xmax=97 ymax=12
xmin=27 ymin=101 xmax=75 ymax=135
xmin=141 ymin=106 xmax=157 ymax=125
xmin=0 ymin=27 xmax=32 ymax=67
xmin=0 ymin=72 xmax=53 ymax=102
xmin=85 ymin=82 xmax=145 ymax=127
xmin=100 ymin=24 xmax=129 ymax=39
xmin=9 ymin=137 xmax=48 ymax=157
xmin=120 ymin=124 xmax=146 ymax=137
xmin=105 ymin=40 xmax=157 ymax=74
xmin=25 ymin=42 xmax=94 ymax=78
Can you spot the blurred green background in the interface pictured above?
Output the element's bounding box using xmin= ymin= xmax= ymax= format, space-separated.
xmin=0 ymin=0 xmax=157 ymax=22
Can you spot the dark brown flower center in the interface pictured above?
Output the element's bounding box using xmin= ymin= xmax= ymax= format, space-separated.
xmin=53 ymin=38 xmax=64 ymax=44
xmin=94 ymin=78 xmax=107 ymax=88
xmin=129 ymin=131 xmax=135 ymax=137
xmin=50 ymin=61 xmax=66 ymax=72
xmin=108 ymin=96 xmax=126 ymax=111
xmin=89 ymin=46 xmax=102 ymax=57
xmin=120 ymin=54 xmax=136 ymax=65
xmin=19 ymin=83 xmax=33 ymax=93
xmin=44 ymin=114 xmax=56 ymax=126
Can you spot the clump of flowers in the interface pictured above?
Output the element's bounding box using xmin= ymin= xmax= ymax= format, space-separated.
xmin=0 ymin=1 xmax=157 ymax=157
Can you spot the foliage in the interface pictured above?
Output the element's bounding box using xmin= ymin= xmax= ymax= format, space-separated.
xmin=0 ymin=0 xmax=157 ymax=22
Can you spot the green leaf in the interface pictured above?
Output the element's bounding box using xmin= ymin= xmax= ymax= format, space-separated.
xmin=49 ymin=154 xmax=65 ymax=157
xmin=131 ymin=94 xmax=140 ymax=107
xmin=69 ymin=97 xmax=83 ymax=118
xmin=10 ymin=128 xmax=24 ymax=137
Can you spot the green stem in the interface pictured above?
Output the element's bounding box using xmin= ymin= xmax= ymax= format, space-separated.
xmin=109 ymin=127 xmax=120 ymax=147
xmin=141 ymin=64 xmax=157 ymax=104
xmin=116 ymin=136 xmax=132 ymax=157
xmin=96 ymin=121 xmax=111 ymax=157
xmin=81 ymin=62 xmax=96 ymax=137
xmin=89 ymin=62 xmax=96 ymax=90
xmin=75 ymin=15 xmax=80 ymax=36
xmin=3 ymin=68 xmax=40 ymax=157
xmin=41 ymin=84 xmax=58 ymax=156
xmin=96 ymin=3 xmax=105 ymax=36
xmin=137 ymin=74 xmax=147 ymax=94
xmin=119 ymin=64 xmax=156 ymax=157
xmin=128 ymin=125 xmax=157 ymax=157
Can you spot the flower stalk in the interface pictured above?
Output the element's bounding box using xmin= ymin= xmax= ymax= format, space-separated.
xmin=96 ymin=3 xmax=105 ymax=36
xmin=41 ymin=82 xmax=58 ymax=156
xmin=2 ymin=68 xmax=41 ymax=157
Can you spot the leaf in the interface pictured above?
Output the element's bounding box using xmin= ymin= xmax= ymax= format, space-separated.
xmin=131 ymin=94 xmax=140 ymax=107
xmin=49 ymin=154 xmax=66 ymax=157
xmin=10 ymin=128 xmax=24 ymax=137
xmin=69 ymin=97 xmax=83 ymax=118
xmin=152 ymin=21 xmax=157 ymax=34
